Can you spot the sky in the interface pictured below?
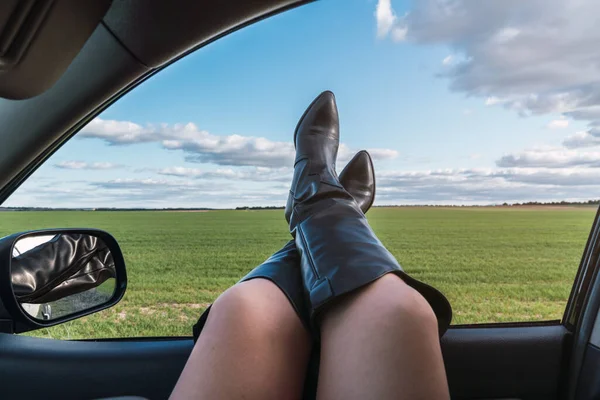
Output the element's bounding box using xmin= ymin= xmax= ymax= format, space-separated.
xmin=6 ymin=0 xmax=600 ymax=208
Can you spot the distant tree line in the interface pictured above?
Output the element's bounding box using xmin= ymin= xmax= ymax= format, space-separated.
xmin=0 ymin=207 xmax=214 ymax=211
xmin=235 ymin=206 xmax=285 ymax=210
xmin=374 ymin=199 xmax=600 ymax=208
xmin=0 ymin=207 xmax=91 ymax=211
xmin=500 ymin=200 xmax=600 ymax=206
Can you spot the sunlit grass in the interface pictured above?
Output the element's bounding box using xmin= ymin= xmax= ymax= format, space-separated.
xmin=0 ymin=206 xmax=594 ymax=339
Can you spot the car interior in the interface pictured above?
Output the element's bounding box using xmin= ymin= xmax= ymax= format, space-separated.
xmin=1 ymin=1 xmax=600 ymax=399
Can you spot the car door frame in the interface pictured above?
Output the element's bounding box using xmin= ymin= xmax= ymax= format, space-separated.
xmin=1 ymin=1 xmax=599 ymax=398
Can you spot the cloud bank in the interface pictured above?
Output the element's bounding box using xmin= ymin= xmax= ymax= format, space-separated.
xmin=377 ymin=0 xmax=600 ymax=130
xmin=80 ymin=118 xmax=399 ymax=168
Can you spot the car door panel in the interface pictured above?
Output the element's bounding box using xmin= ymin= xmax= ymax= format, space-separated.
xmin=442 ymin=325 xmax=570 ymax=400
xmin=2 ymin=326 xmax=570 ymax=400
xmin=0 ymin=333 xmax=192 ymax=400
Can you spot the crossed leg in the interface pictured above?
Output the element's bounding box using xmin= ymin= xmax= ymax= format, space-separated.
xmin=170 ymin=279 xmax=312 ymax=400
xmin=316 ymin=274 xmax=450 ymax=400
xmin=171 ymin=274 xmax=448 ymax=400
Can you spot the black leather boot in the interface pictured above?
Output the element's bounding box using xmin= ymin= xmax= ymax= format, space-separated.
xmin=286 ymin=91 xmax=452 ymax=336
xmin=192 ymin=150 xmax=376 ymax=341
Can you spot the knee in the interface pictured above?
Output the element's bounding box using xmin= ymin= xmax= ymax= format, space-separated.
xmin=337 ymin=274 xmax=438 ymax=335
xmin=210 ymin=279 xmax=304 ymax=340
xmin=369 ymin=274 xmax=439 ymax=333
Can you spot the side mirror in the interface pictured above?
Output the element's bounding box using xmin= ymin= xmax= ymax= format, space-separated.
xmin=0 ymin=229 xmax=127 ymax=333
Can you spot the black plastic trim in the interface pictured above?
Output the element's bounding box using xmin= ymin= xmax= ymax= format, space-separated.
xmin=0 ymin=23 xmax=147 ymax=204
xmin=564 ymin=205 xmax=600 ymax=329
xmin=99 ymin=20 xmax=148 ymax=67
xmin=0 ymin=333 xmax=193 ymax=400
xmin=442 ymin=325 xmax=570 ymax=400
xmin=451 ymin=319 xmax=561 ymax=329
xmin=0 ymin=1 xmax=313 ymax=205
xmin=575 ymin=343 xmax=600 ymax=400
xmin=568 ymin=253 xmax=600 ymax=399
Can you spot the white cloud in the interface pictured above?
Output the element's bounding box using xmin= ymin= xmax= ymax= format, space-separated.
xmin=493 ymin=27 xmax=520 ymax=44
xmin=54 ymin=161 xmax=123 ymax=170
xmin=565 ymin=107 xmax=600 ymax=122
xmin=496 ymin=168 xmax=600 ymax=187
xmin=393 ymin=0 xmax=600 ymax=127
xmin=156 ymin=148 xmax=398 ymax=183
xmin=485 ymin=97 xmax=504 ymax=106
xmin=442 ymin=55 xmax=454 ymax=66
xmin=364 ymin=148 xmax=399 ymax=160
xmin=80 ymin=118 xmax=295 ymax=168
xmin=371 ymin=144 xmax=600 ymax=204
xmin=12 ymin=141 xmax=600 ymax=207
xmin=10 ymin=162 xmax=600 ymax=209
xmin=90 ymin=178 xmax=286 ymax=204
xmin=375 ymin=0 xmax=407 ymax=42
xmin=157 ymin=167 xmax=217 ymax=178
xmin=156 ymin=166 xmax=292 ymax=182
xmin=563 ymin=128 xmax=600 ymax=149
xmin=3 ymin=175 xmax=289 ymax=209
xmin=547 ymin=118 xmax=569 ymax=129
xmin=496 ymin=147 xmax=600 ymax=168
xmin=93 ymin=178 xmax=192 ymax=189
xmin=376 ymin=167 xmax=600 ymax=204
xmin=89 ymin=163 xmax=600 ymax=206
xmin=383 ymin=0 xmax=600 ymax=195
xmin=79 ymin=118 xmax=398 ymax=168
xmin=88 ymin=178 xmax=288 ymax=207
xmin=375 ymin=0 xmax=397 ymax=38
xmin=391 ymin=26 xmax=408 ymax=42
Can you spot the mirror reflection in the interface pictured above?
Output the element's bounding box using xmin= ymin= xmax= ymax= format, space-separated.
xmin=11 ymin=233 xmax=116 ymax=321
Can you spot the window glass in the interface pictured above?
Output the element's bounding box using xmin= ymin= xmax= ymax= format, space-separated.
xmin=4 ymin=0 xmax=597 ymax=338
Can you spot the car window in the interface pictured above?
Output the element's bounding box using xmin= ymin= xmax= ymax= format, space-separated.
xmin=3 ymin=0 xmax=597 ymax=338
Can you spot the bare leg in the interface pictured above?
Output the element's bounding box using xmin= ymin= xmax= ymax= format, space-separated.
xmin=317 ymin=274 xmax=449 ymax=400
xmin=170 ymin=279 xmax=312 ymax=400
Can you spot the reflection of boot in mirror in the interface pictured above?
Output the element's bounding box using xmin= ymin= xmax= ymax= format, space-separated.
xmin=0 ymin=228 xmax=126 ymax=333
xmin=11 ymin=233 xmax=117 ymax=319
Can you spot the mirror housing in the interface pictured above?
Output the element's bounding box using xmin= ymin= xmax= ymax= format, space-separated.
xmin=0 ymin=228 xmax=127 ymax=333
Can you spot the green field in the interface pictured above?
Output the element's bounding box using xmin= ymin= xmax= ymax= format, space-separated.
xmin=0 ymin=206 xmax=595 ymax=339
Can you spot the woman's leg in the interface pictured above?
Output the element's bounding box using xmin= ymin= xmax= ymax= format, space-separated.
xmin=317 ymin=274 xmax=449 ymax=400
xmin=281 ymin=91 xmax=451 ymax=398
xmin=170 ymin=279 xmax=312 ymax=400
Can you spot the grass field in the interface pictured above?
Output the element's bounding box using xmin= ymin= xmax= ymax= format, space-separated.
xmin=0 ymin=206 xmax=595 ymax=339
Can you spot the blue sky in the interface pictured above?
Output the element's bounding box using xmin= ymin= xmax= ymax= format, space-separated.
xmin=6 ymin=0 xmax=600 ymax=208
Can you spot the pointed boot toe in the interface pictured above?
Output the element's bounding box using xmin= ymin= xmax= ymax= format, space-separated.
xmin=339 ymin=150 xmax=376 ymax=212
xmin=294 ymin=90 xmax=339 ymax=145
